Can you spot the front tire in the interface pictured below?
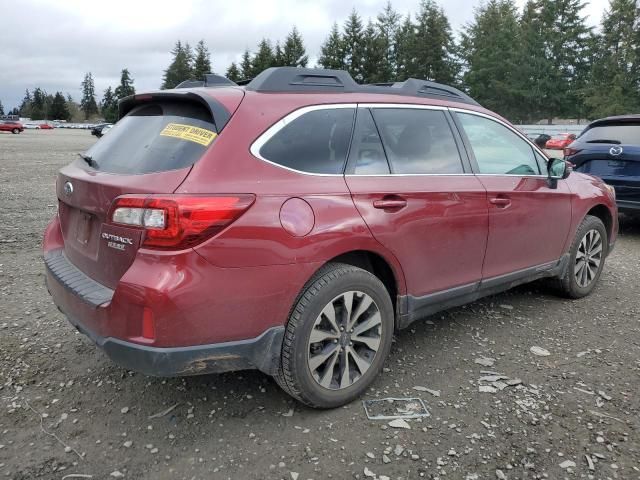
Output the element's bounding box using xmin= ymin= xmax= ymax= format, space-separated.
xmin=11 ymin=128 xmax=19 ymax=134
xmin=556 ymin=215 xmax=607 ymax=298
xmin=275 ymin=263 xmax=394 ymax=408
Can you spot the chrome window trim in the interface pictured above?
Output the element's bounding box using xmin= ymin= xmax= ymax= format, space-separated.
xmin=449 ymin=107 xmax=551 ymax=175
xmin=249 ymin=103 xmax=357 ymax=177
xmin=248 ymin=103 xmax=553 ymax=178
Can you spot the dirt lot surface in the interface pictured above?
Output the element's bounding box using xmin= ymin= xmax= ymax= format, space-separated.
xmin=1 ymin=129 xmax=639 ymax=480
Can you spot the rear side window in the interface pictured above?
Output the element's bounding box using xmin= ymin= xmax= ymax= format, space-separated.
xmin=85 ymin=101 xmax=217 ymax=174
xmin=579 ymin=123 xmax=640 ymax=144
xmin=371 ymin=108 xmax=463 ymax=174
xmin=457 ymin=113 xmax=540 ymax=175
xmin=259 ymin=108 xmax=355 ymax=174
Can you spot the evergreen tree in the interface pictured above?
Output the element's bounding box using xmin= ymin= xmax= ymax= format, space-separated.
xmin=101 ymin=86 xmax=118 ymax=122
xmin=274 ymin=42 xmax=285 ymax=66
xmin=49 ymin=92 xmax=70 ymax=121
xmin=362 ymin=21 xmax=387 ymax=83
xmin=193 ymin=40 xmax=212 ymax=79
xmin=252 ymin=39 xmax=275 ymax=76
xmin=282 ymin=26 xmax=308 ymax=67
xmin=342 ymin=9 xmax=366 ymax=81
xmin=376 ymin=1 xmax=402 ymax=82
xmin=114 ymin=68 xmax=135 ymax=99
xmin=318 ymin=23 xmax=345 ymax=70
xmin=411 ymin=0 xmax=458 ymax=83
xmin=584 ymin=0 xmax=639 ymax=117
xmin=19 ymin=89 xmax=32 ymax=118
xmin=240 ymin=49 xmax=254 ymax=79
xmin=31 ymin=87 xmax=48 ymax=120
xmin=8 ymin=107 xmax=19 ymax=116
xmin=395 ymin=15 xmax=416 ymax=81
xmin=80 ymin=72 xmax=99 ymax=120
xmin=460 ymin=0 xmax=524 ymax=121
xmin=518 ymin=0 xmax=552 ymax=122
xmin=226 ymin=62 xmax=242 ymax=82
xmin=0 ymin=100 xmax=4 ymax=116
xmin=161 ymin=41 xmax=194 ymax=89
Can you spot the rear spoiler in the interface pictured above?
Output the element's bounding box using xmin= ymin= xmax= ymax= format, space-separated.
xmin=118 ymin=91 xmax=232 ymax=132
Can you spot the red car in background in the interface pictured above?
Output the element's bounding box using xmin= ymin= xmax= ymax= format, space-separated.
xmin=43 ymin=67 xmax=618 ymax=408
xmin=0 ymin=120 xmax=24 ymax=134
xmin=546 ymin=133 xmax=576 ymax=150
xmin=39 ymin=123 xmax=54 ymax=130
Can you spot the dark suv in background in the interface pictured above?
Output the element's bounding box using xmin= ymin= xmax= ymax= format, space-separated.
xmin=44 ymin=67 xmax=617 ymax=408
xmin=565 ymin=115 xmax=640 ymax=215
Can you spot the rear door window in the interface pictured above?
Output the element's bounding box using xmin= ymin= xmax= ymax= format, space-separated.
xmin=84 ymin=101 xmax=217 ymax=174
xmin=370 ymin=108 xmax=463 ymax=174
xmin=258 ymin=108 xmax=355 ymax=174
xmin=579 ymin=123 xmax=640 ymax=144
xmin=347 ymin=109 xmax=390 ymax=175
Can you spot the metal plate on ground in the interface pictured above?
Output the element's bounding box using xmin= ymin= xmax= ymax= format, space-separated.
xmin=363 ymin=397 xmax=430 ymax=420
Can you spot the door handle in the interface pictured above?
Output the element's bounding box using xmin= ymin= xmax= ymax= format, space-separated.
xmin=489 ymin=197 xmax=511 ymax=208
xmin=373 ymin=197 xmax=407 ymax=210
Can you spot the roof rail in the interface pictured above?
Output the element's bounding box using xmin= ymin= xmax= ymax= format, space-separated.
xmin=175 ymin=73 xmax=238 ymax=89
xmin=245 ymin=67 xmax=480 ymax=105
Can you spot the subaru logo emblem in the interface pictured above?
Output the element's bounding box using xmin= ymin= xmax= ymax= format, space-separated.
xmin=63 ymin=181 xmax=73 ymax=197
xmin=609 ymin=146 xmax=623 ymax=156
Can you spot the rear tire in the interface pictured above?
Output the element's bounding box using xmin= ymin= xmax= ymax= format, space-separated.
xmin=275 ymin=263 xmax=394 ymax=408
xmin=555 ymin=215 xmax=607 ymax=298
xmin=12 ymin=128 xmax=19 ymax=134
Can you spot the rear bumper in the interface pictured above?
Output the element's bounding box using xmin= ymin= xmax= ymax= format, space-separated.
xmin=63 ymin=304 xmax=284 ymax=376
xmin=617 ymin=199 xmax=640 ymax=212
xmin=44 ymin=248 xmax=287 ymax=376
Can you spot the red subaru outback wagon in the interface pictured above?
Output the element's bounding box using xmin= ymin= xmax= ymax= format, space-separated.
xmin=44 ymin=67 xmax=618 ymax=408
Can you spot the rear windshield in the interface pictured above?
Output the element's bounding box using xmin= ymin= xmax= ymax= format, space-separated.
xmin=579 ymin=123 xmax=640 ymax=145
xmin=84 ymin=101 xmax=217 ymax=174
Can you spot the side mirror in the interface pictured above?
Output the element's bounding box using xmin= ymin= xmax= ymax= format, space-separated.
xmin=547 ymin=158 xmax=571 ymax=189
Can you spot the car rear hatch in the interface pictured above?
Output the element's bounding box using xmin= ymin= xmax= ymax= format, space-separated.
xmin=570 ymin=121 xmax=640 ymax=201
xmin=56 ymin=89 xmax=244 ymax=290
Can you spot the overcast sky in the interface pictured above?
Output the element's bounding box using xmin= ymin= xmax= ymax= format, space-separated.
xmin=0 ymin=0 xmax=608 ymax=112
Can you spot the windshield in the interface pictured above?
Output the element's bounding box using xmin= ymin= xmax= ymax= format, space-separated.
xmin=84 ymin=101 xmax=217 ymax=174
xmin=579 ymin=123 xmax=640 ymax=145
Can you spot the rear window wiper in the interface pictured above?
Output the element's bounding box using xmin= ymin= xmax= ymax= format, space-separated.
xmin=586 ymin=139 xmax=621 ymax=144
xmin=77 ymin=153 xmax=96 ymax=167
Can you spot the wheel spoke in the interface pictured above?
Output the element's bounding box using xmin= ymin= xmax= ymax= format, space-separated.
xmin=348 ymin=346 xmax=372 ymax=374
xmin=309 ymin=343 xmax=338 ymax=372
xmin=318 ymin=349 xmax=340 ymax=388
xmin=352 ymin=333 xmax=381 ymax=351
xmin=342 ymin=291 xmax=354 ymax=328
xmin=576 ymin=250 xmax=586 ymax=260
xmin=320 ymin=303 xmax=340 ymax=334
xmin=309 ymin=328 xmax=339 ymax=344
xmin=348 ymin=295 xmax=373 ymax=330
xmin=586 ymin=263 xmax=595 ymax=282
xmin=589 ymin=243 xmax=602 ymax=256
xmin=581 ymin=259 xmax=589 ymax=286
xmin=339 ymin=350 xmax=351 ymax=389
xmin=353 ymin=311 xmax=382 ymax=337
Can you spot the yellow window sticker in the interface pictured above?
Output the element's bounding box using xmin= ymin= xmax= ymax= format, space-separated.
xmin=160 ymin=123 xmax=217 ymax=147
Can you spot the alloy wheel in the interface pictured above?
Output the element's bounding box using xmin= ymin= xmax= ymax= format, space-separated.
xmin=307 ymin=291 xmax=382 ymax=390
xmin=575 ymin=229 xmax=603 ymax=288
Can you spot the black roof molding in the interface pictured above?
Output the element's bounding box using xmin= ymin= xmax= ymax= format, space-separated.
xmin=245 ymin=67 xmax=480 ymax=105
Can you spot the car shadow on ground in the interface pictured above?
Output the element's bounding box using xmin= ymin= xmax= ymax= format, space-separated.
xmin=618 ymin=213 xmax=640 ymax=236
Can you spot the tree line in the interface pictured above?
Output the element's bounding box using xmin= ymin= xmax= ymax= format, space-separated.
xmin=161 ymin=0 xmax=640 ymax=123
xmin=7 ymin=0 xmax=637 ymax=124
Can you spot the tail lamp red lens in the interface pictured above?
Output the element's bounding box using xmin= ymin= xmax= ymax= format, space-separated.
xmin=108 ymin=194 xmax=255 ymax=249
xmin=564 ymin=147 xmax=580 ymax=158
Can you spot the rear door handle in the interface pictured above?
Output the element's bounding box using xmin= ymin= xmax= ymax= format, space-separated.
xmin=373 ymin=197 xmax=407 ymax=210
xmin=489 ymin=197 xmax=511 ymax=208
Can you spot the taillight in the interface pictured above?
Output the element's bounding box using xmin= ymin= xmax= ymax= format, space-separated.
xmin=108 ymin=194 xmax=255 ymax=249
xmin=564 ymin=147 xmax=580 ymax=158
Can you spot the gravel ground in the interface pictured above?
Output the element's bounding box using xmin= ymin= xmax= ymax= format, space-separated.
xmin=1 ymin=129 xmax=639 ymax=480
